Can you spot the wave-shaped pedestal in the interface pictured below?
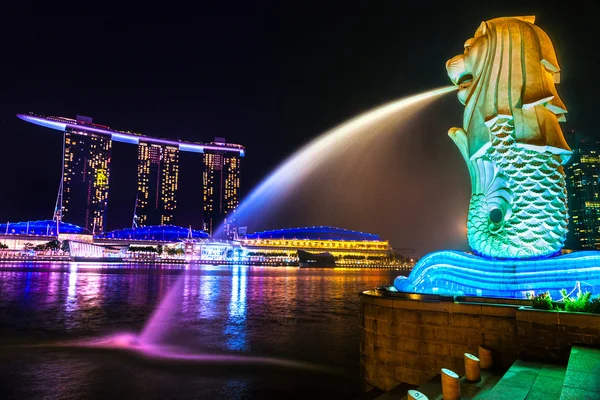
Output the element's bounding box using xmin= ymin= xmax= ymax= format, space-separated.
xmin=394 ymin=250 xmax=600 ymax=298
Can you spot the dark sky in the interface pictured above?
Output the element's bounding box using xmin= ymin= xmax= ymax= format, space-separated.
xmin=0 ymin=1 xmax=598 ymax=253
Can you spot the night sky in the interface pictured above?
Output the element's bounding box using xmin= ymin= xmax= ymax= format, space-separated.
xmin=1 ymin=1 xmax=598 ymax=254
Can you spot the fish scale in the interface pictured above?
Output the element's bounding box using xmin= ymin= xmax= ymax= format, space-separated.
xmin=466 ymin=116 xmax=569 ymax=258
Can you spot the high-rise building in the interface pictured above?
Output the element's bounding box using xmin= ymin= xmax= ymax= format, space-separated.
xmin=61 ymin=126 xmax=112 ymax=234
xmin=136 ymin=142 xmax=180 ymax=227
xmin=203 ymin=138 xmax=244 ymax=237
xmin=565 ymin=132 xmax=600 ymax=250
xmin=18 ymin=113 xmax=245 ymax=233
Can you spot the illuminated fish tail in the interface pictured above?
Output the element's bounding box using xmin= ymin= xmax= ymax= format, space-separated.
xmin=452 ymin=117 xmax=569 ymax=259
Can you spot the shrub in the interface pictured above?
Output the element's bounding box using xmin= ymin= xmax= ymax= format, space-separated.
xmin=529 ymin=292 xmax=554 ymax=310
xmin=586 ymin=296 xmax=600 ymax=314
xmin=560 ymin=289 xmax=591 ymax=313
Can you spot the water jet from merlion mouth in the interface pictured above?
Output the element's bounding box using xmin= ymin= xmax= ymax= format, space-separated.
xmin=214 ymin=85 xmax=460 ymax=244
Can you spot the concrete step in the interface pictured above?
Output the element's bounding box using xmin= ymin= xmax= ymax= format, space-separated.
xmin=476 ymin=359 xmax=566 ymax=400
xmin=559 ymin=345 xmax=600 ymax=399
xmin=375 ymin=369 xmax=503 ymax=400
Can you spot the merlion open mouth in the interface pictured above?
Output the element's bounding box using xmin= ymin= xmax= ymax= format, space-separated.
xmin=457 ymin=73 xmax=473 ymax=89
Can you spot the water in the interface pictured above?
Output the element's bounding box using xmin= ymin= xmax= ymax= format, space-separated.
xmin=0 ymin=263 xmax=400 ymax=399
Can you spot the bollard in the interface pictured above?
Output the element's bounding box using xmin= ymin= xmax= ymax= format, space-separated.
xmin=441 ymin=368 xmax=460 ymax=400
xmin=407 ymin=389 xmax=428 ymax=400
xmin=478 ymin=345 xmax=493 ymax=369
xmin=464 ymin=353 xmax=481 ymax=382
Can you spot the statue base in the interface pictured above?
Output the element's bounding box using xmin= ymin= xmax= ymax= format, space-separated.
xmin=394 ymin=250 xmax=600 ymax=299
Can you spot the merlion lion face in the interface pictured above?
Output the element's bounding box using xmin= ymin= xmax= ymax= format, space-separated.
xmin=445 ymin=23 xmax=488 ymax=106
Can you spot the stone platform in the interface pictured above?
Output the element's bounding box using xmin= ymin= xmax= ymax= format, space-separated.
xmin=359 ymin=290 xmax=600 ymax=393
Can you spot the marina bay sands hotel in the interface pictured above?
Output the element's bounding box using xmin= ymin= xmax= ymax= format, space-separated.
xmin=17 ymin=113 xmax=245 ymax=237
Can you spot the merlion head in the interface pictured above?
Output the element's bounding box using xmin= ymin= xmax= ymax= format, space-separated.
xmin=446 ymin=16 xmax=570 ymax=160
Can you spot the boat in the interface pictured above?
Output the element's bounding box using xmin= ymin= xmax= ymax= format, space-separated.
xmin=297 ymin=249 xmax=336 ymax=268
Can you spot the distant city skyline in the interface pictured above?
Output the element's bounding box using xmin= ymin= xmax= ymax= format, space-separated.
xmin=566 ymin=131 xmax=600 ymax=250
xmin=18 ymin=113 xmax=245 ymax=234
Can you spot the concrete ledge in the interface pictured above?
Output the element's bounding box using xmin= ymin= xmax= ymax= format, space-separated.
xmin=360 ymin=291 xmax=600 ymax=393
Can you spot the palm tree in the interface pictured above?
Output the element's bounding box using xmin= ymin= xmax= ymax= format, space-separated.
xmin=23 ymin=242 xmax=35 ymax=251
xmin=46 ymin=240 xmax=60 ymax=252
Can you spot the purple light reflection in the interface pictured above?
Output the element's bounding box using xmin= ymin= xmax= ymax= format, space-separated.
xmin=71 ymin=332 xmax=331 ymax=373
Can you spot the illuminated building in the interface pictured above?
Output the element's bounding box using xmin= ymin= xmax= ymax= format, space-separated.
xmin=236 ymin=226 xmax=393 ymax=265
xmin=0 ymin=220 xmax=88 ymax=251
xmin=203 ymin=138 xmax=244 ymax=237
xmin=96 ymin=225 xmax=208 ymax=242
xmin=61 ymin=121 xmax=111 ymax=233
xmin=565 ymin=135 xmax=600 ymax=249
xmin=17 ymin=113 xmax=245 ymax=233
xmin=136 ymin=142 xmax=180 ymax=226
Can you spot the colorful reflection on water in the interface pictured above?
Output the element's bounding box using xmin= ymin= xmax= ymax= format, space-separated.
xmin=0 ymin=262 xmax=401 ymax=400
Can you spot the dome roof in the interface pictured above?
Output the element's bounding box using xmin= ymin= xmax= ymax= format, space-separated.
xmin=0 ymin=220 xmax=87 ymax=236
xmin=243 ymin=226 xmax=381 ymax=241
xmin=96 ymin=225 xmax=209 ymax=241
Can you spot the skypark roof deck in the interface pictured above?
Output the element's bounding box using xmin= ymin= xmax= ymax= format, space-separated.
xmin=17 ymin=113 xmax=245 ymax=156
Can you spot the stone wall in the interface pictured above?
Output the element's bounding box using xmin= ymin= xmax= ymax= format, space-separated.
xmin=359 ymin=291 xmax=600 ymax=393
xmin=517 ymin=307 xmax=600 ymax=362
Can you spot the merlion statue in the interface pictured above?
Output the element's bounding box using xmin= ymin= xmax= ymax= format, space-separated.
xmin=446 ymin=16 xmax=571 ymax=259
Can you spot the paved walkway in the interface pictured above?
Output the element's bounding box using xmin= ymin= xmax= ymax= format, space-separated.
xmin=379 ymin=345 xmax=600 ymax=399
xmin=476 ymin=360 xmax=565 ymax=400
xmin=560 ymin=346 xmax=600 ymax=399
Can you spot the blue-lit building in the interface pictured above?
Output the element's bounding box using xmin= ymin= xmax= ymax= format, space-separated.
xmin=96 ymin=225 xmax=209 ymax=242
xmin=0 ymin=220 xmax=89 ymax=252
xmin=0 ymin=220 xmax=87 ymax=236
xmin=243 ymin=226 xmax=382 ymax=241
xmin=237 ymin=226 xmax=391 ymax=265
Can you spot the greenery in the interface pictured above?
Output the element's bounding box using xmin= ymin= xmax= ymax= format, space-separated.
xmin=587 ymin=297 xmax=600 ymax=314
xmin=527 ymin=291 xmax=554 ymax=310
xmin=165 ymin=247 xmax=184 ymax=256
xmin=129 ymin=245 xmax=157 ymax=253
xmin=61 ymin=240 xmax=70 ymax=253
xmin=247 ymin=251 xmax=288 ymax=257
xmin=31 ymin=240 xmax=61 ymax=252
xmin=0 ymin=242 xmax=8 ymax=249
xmin=22 ymin=242 xmax=34 ymax=251
xmin=528 ymin=289 xmax=600 ymax=314
xmin=560 ymin=289 xmax=592 ymax=313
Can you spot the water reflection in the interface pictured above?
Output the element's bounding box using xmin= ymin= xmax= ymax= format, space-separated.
xmin=199 ymin=274 xmax=220 ymax=320
xmin=0 ymin=262 xmax=402 ymax=400
xmin=66 ymin=264 xmax=78 ymax=313
xmin=225 ymin=266 xmax=248 ymax=351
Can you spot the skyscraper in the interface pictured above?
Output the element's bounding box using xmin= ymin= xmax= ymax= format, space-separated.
xmin=566 ymin=133 xmax=600 ymax=249
xmin=19 ymin=113 xmax=245 ymax=233
xmin=61 ymin=125 xmax=112 ymax=233
xmin=203 ymin=138 xmax=244 ymax=237
xmin=136 ymin=142 xmax=180 ymax=227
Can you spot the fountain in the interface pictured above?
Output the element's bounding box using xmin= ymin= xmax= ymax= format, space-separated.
xmin=394 ymin=16 xmax=600 ymax=298
xmin=213 ymin=85 xmax=459 ymax=245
